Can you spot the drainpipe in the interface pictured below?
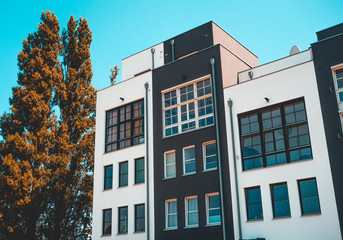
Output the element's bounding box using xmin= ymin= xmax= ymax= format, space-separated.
xmin=210 ymin=58 xmax=227 ymax=240
xmin=144 ymin=82 xmax=150 ymax=240
xmin=228 ymin=99 xmax=242 ymax=240
xmin=170 ymin=39 xmax=175 ymax=62
xmin=151 ymin=48 xmax=155 ymax=70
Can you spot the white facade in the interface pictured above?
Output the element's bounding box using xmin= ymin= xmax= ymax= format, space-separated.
xmin=92 ymin=42 xmax=158 ymax=239
xmin=224 ymin=50 xmax=342 ymax=240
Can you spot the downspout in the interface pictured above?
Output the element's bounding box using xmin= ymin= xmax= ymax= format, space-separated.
xmin=170 ymin=39 xmax=175 ymax=62
xmin=144 ymin=82 xmax=150 ymax=240
xmin=210 ymin=58 xmax=227 ymax=240
xmin=151 ymin=48 xmax=155 ymax=70
xmin=228 ymin=99 xmax=242 ymax=240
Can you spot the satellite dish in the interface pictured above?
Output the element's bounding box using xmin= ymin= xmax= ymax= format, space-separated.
xmin=289 ymin=45 xmax=301 ymax=56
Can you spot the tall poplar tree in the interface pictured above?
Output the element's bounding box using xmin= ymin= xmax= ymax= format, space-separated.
xmin=0 ymin=12 xmax=95 ymax=240
xmin=0 ymin=11 xmax=62 ymax=239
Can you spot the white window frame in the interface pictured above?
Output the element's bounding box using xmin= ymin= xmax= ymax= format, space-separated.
xmin=203 ymin=140 xmax=217 ymax=171
xmin=205 ymin=192 xmax=221 ymax=226
xmin=164 ymin=150 xmax=176 ymax=179
xmin=165 ymin=199 xmax=178 ymax=230
xmin=331 ymin=64 xmax=343 ymax=114
xmin=185 ymin=196 xmax=199 ymax=227
xmin=183 ymin=145 xmax=196 ymax=175
xmin=162 ymin=75 xmax=214 ymax=137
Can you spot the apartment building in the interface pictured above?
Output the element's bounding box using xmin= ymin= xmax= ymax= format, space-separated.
xmin=92 ymin=22 xmax=343 ymax=240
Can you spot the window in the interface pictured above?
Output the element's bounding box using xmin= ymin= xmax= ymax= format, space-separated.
xmin=185 ymin=196 xmax=198 ymax=227
xmin=105 ymin=99 xmax=144 ymax=153
xmin=165 ymin=150 xmax=176 ymax=179
xmin=135 ymin=204 xmax=145 ymax=232
xmin=239 ymin=98 xmax=312 ymax=171
xmin=135 ymin=158 xmax=145 ymax=184
xmin=206 ymin=193 xmax=221 ymax=225
xmin=118 ymin=206 xmax=128 ymax=234
xmin=166 ymin=199 xmax=178 ymax=229
xmin=104 ymin=165 xmax=113 ymax=190
xmin=119 ymin=161 xmax=128 ymax=187
xmin=162 ymin=77 xmax=214 ymax=137
xmin=102 ymin=209 xmax=112 ymax=235
xmin=245 ymin=187 xmax=263 ymax=221
xmin=203 ymin=141 xmax=217 ymax=171
xmin=270 ymin=183 xmax=291 ymax=218
xmin=298 ymin=178 xmax=321 ymax=215
xmin=183 ymin=146 xmax=196 ymax=175
xmin=334 ymin=68 xmax=343 ymax=103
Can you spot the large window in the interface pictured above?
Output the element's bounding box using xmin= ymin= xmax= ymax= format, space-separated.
xmin=119 ymin=161 xmax=128 ymax=187
xmin=239 ymin=98 xmax=312 ymax=171
xmin=183 ymin=146 xmax=196 ymax=175
xmin=162 ymin=77 xmax=214 ymax=137
xmin=164 ymin=150 xmax=176 ymax=179
xmin=206 ymin=193 xmax=221 ymax=225
xmin=118 ymin=206 xmax=128 ymax=234
xmin=102 ymin=209 xmax=112 ymax=235
xmin=185 ymin=196 xmax=199 ymax=227
xmin=165 ymin=199 xmax=178 ymax=229
xmin=135 ymin=204 xmax=145 ymax=232
xmin=270 ymin=183 xmax=291 ymax=218
xmin=104 ymin=165 xmax=113 ymax=190
xmin=105 ymin=99 xmax=144 ymax=153
xmin=298 ymin=178 xmax=321 ymax=215
xmin=245 ymin=187 xmax=263 ymax=221
xmin=203 ymin=141 xmax=217 ymax=171
xmin=135 ymin=158 xmax=145 ymax=184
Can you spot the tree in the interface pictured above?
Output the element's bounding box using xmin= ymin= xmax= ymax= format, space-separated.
xmin=0 ymin=11 xmax=95 ymax=240
xmin=110 ymin=65 xmax=119 ymax=85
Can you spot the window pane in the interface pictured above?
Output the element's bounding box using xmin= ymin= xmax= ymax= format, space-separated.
xmin=104 ymin=165 xmax=113 ymax=190
xmin=208 ymin=194 xmax=221 ymax=224
xmin=103 ymin=209 xmax=112 ymax=235
xmin=118 ymin=207 xmax=128 ymax=233
xmin=165 ymin=151 xmax=176 ymax=178
xmin=135 ymin=158 xmax=145 ymax=184
xmin=209 ymin=195 xmax=220 ymax=208
xmin=246 ymin=187 xmax=263 ymax=220
xmin=135 ymin=204 xmax=145 ymax=232
xmin=167 ymin=201 xmax=177 ymax=228
xmin=184 ymin=147 xmax=196 ymax=174
xmin=119 ymin=162 xmax=128 ymax=187
xmin=299 ymin=179 xmax=321 ymax=215
xmin=274 ymin=200 xmax=291 ymax=217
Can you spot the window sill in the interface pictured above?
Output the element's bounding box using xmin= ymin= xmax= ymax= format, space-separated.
xmin=301 ymin=212 xmax=321 ymax=217
xmin=116 ymin=232 xmax=128 ymax=236
xmin=272 ymin=215 xmax=291 ymax=220
xmin=182 ymin=172 xmax=196 ymax=177
xmin=102 ymin=188 xmax=112 ymax=192
xmin=163 ymin=176 xmax=176 ymax=180
xmin=164 ymin=227 xmax=178 ymax=231
xmin=205 ymin=223 xmax=221 ymax=227
xmin=133 ymin=182 xmax=145 ymax=186
xmin=184 ymin=225 xmax=199 ymax=229
xmin=133 ymin=230 xmax=145 ymax=234
xmin=101 ymin=234 xmax=112 ymax=237
xmin=117 ymin=185 xmax=129 ymax=189
xmin=202 ymin=168 xmax=217 ymax=173
xmin=246 ymin=218 xmax=263 ymax=223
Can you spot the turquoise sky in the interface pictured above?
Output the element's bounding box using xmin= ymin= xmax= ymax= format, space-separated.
xmin=0 ymin=0 xmax=342 ymax=116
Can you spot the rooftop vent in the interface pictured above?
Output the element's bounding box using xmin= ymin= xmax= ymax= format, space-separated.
xmin=289 ymin=45 xmax=301 ymax=56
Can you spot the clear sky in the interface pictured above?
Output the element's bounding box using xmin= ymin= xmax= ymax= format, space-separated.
xmin=0 ymin=0 xmax=342 ymax=116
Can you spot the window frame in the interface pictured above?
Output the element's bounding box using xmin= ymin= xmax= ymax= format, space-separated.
xmin=270 ymin=182 xmax=291 ymax=218
xmin=205 ymin=192 xmax=221 ymax=225
xmin=135 ymin=157 xmax=145 ymax=184
xmin=102 ymin=208 xmax=112 ymax=236
xmin=118 ymin=206 xmax=128 ymax=234
xmin=245 ymin=186 xmax=263 ymax=221
xmin=105 ymin=99 xmax=144 ymax=153
xmin=162 ymin=75 xmax=214 ymax=138
xmin=203 ymin=140 xmax=217 ymax=171
xmin=134 ymin=204 xmax=145 ymax=233
xmin=164 ymin=150 xmax=176 ymax=179
xmin=238 ymin=98 xmax=313 ymax=171
xmin=165 ymin=199 xmax=178 ymax=230
xmin=183 ymin=145 xmax=196 ymax=175
xmin=185 ymin=196 xmax=199 ymax=227
xmin=297 ymin=178 xmax=321 ymax=216
xmin=119 ymin=161 xmax=128 ymax=188
xmin=104 ymin=165 xmax=113 ymax=190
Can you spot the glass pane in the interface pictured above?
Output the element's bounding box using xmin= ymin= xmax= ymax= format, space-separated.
xmin=166 ymin=152 xmax=176 ymax=164
xmin=136 ymin=205 xmax=145 ymax=218
xmin=209 ymin=195 xmax=220 ymax=208
xmin=185 ymin=160 xmax=196 ymax=173
xmin=166 ymin=165 xmax=176 ymax=177
xmin=248 ymin=204 xmax=263 ymax=220
xmin=302 ymin=196 xmax=320 ymax=214
xmin=248 ymin=188 xmax=261 ymax=204
xmin=337 ymin=79 xmax=343 ymax=89
xmin=274 ymin=200 xmax=291 ymax=217
xmin=273 ymin=184 xmax=288 ymax=201
xmin=188 ymin=198 xmax=198 ymax=211
xmin=339 ymin=91 xmax=343 ymax=102
xmin=300 ymin=179 xmax=317 ymax=197
xmin=188 ymin=212 xmax=198 ymax=225
xmin=300 ymin=147 xmax=312 ymax=159
xmin=206 ymin=156 xmax=217 ymax=169
xmin=184 ymin=147 xmax=195 ymax=160
xmin=136 ymin=218 xmax=145 ymax=231
xmin=168 ymin=201 xmax=177 ymax=213
xmin=168 ymin=215 xmax=177 ymax=228
xmin=209 ymin=209 xmax=221 ymax=223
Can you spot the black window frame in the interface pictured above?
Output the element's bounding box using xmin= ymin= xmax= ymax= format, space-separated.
xmin=135 ymin=204 xmax=145 ymax=232
xmin=298 ymin=178 xmax=321 ymax=216
xmin=270 ymin=182 xmax=291 ymax=218
xmin=245 ymin=186 xmax=263 ymax=221
xmin=102 ymin=208 xmax=112 ymax=235
xmin=105 ymin=99 xmax=144 ymax=153
xmin=135 ymin=157 xmax=145 ymax=184
xmin=118 ymin=206 xmax=128 ymax=234
xmin=238 ymin=98 xmax=313 ymax=171
xmin=104 ymin=165 xmax=113 ymax=190
xmin=119 ymin=161 xmax=128 ymax=187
